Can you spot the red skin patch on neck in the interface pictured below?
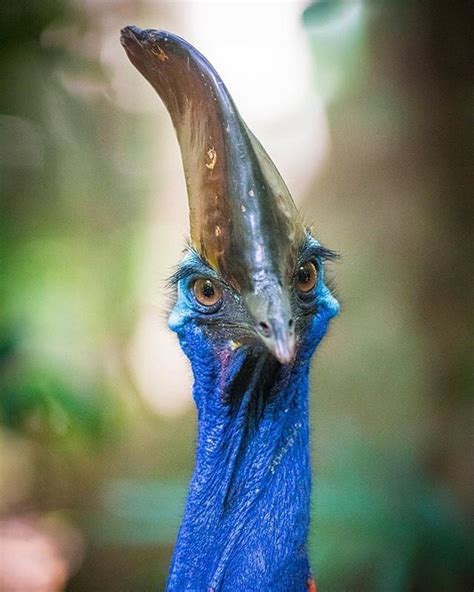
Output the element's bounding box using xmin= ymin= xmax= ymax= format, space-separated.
xmin=308 ymin=577 xmax=317 ymax=592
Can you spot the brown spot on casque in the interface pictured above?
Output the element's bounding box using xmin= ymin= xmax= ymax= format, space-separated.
xmin=151 ymin=44 xmax=169 ymax=62
xmin=205 ymin=147 xmax=217 ymax=170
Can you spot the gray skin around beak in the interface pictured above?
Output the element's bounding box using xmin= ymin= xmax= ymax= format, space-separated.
xmin=121 ymin=26 xmax=304 ymax=364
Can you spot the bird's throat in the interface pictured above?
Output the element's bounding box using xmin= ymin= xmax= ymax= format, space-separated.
xmin=166 ymin=346 xmax=313 ymax=592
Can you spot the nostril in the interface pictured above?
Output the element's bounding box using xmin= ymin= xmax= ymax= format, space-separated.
xmin=258 ymin=321 xmax=272 ymax=337
xmin=288 ymin=319 xmax=294 ymax=329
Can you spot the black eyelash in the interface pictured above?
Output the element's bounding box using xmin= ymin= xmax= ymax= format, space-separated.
xmin=297 ymin=236 xmax=339 ymax=266
xmin=315 ymin=245 xmax=339 ymax=261
xmin=167 ymin=262 xmax=196 ymax=288
xmin=167 ymin=246 xmax=216 ymax=288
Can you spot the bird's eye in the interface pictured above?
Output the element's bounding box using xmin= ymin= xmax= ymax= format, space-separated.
xmin=296 ymin=261 xmax=318 ymax=293
xmin=193 ymin=278 xmax=222 ymax=307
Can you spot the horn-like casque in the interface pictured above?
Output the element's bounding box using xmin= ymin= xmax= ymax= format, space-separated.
xmin=121 ymin=26 xmax=306 ymax=363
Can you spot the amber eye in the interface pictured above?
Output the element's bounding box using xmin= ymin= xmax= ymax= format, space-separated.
xmin=296 ymin=261 xmax=318 ymax=293
xmin=193 ymin=278 xmax=222 ymax=307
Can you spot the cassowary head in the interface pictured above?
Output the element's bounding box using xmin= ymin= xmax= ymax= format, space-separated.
xmin=121 ymin=26 xmax=339 ymax=368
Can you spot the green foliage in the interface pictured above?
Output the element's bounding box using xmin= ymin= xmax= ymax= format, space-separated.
xmin=0 ymin=0 xmax=146 ymax=447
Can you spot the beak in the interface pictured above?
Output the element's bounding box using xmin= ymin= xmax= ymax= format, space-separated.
xmin=244 ymin=283 xmax=296 ymax=365
xmin=269 ymin=322 xmax=296 ymax=365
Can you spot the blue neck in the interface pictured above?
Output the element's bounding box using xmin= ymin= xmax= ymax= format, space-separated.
xmin=166 ymin=346 xmax=313 ymax=592
xmin=166 ymin=244 xmax=339 ymax=591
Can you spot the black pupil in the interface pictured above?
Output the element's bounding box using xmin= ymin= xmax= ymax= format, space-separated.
xmin=201 ymin=280 xmax=215 ymax=299
xmin=298 ymin=265 xmax=311 ymax=284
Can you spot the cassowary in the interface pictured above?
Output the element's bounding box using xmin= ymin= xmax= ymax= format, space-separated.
xmin=121 ymin=26 xmax=339 ymax=592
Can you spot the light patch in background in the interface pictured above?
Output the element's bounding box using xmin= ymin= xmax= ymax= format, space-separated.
xmin=128 ymin=307 xmax=192 ymax=417
xmin=0 ymin=515 xmax=84 ymax=592
xmin=181 ymin=0 xmax=329 ymax=199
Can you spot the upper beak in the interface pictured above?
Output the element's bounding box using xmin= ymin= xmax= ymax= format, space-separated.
xmin=245 ymin=286 xmax=296 ymax=365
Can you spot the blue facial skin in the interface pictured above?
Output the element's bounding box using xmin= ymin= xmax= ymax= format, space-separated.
xmin=166 ymin=234 xmax=339 ymax=592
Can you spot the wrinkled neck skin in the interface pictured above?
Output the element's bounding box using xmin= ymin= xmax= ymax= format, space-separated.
xmin=166 ymin=272 xmax=337 ymax=592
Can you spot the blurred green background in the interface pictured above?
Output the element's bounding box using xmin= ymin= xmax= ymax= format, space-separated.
xmin=1 ymin=1 xmax=472 ymax=591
